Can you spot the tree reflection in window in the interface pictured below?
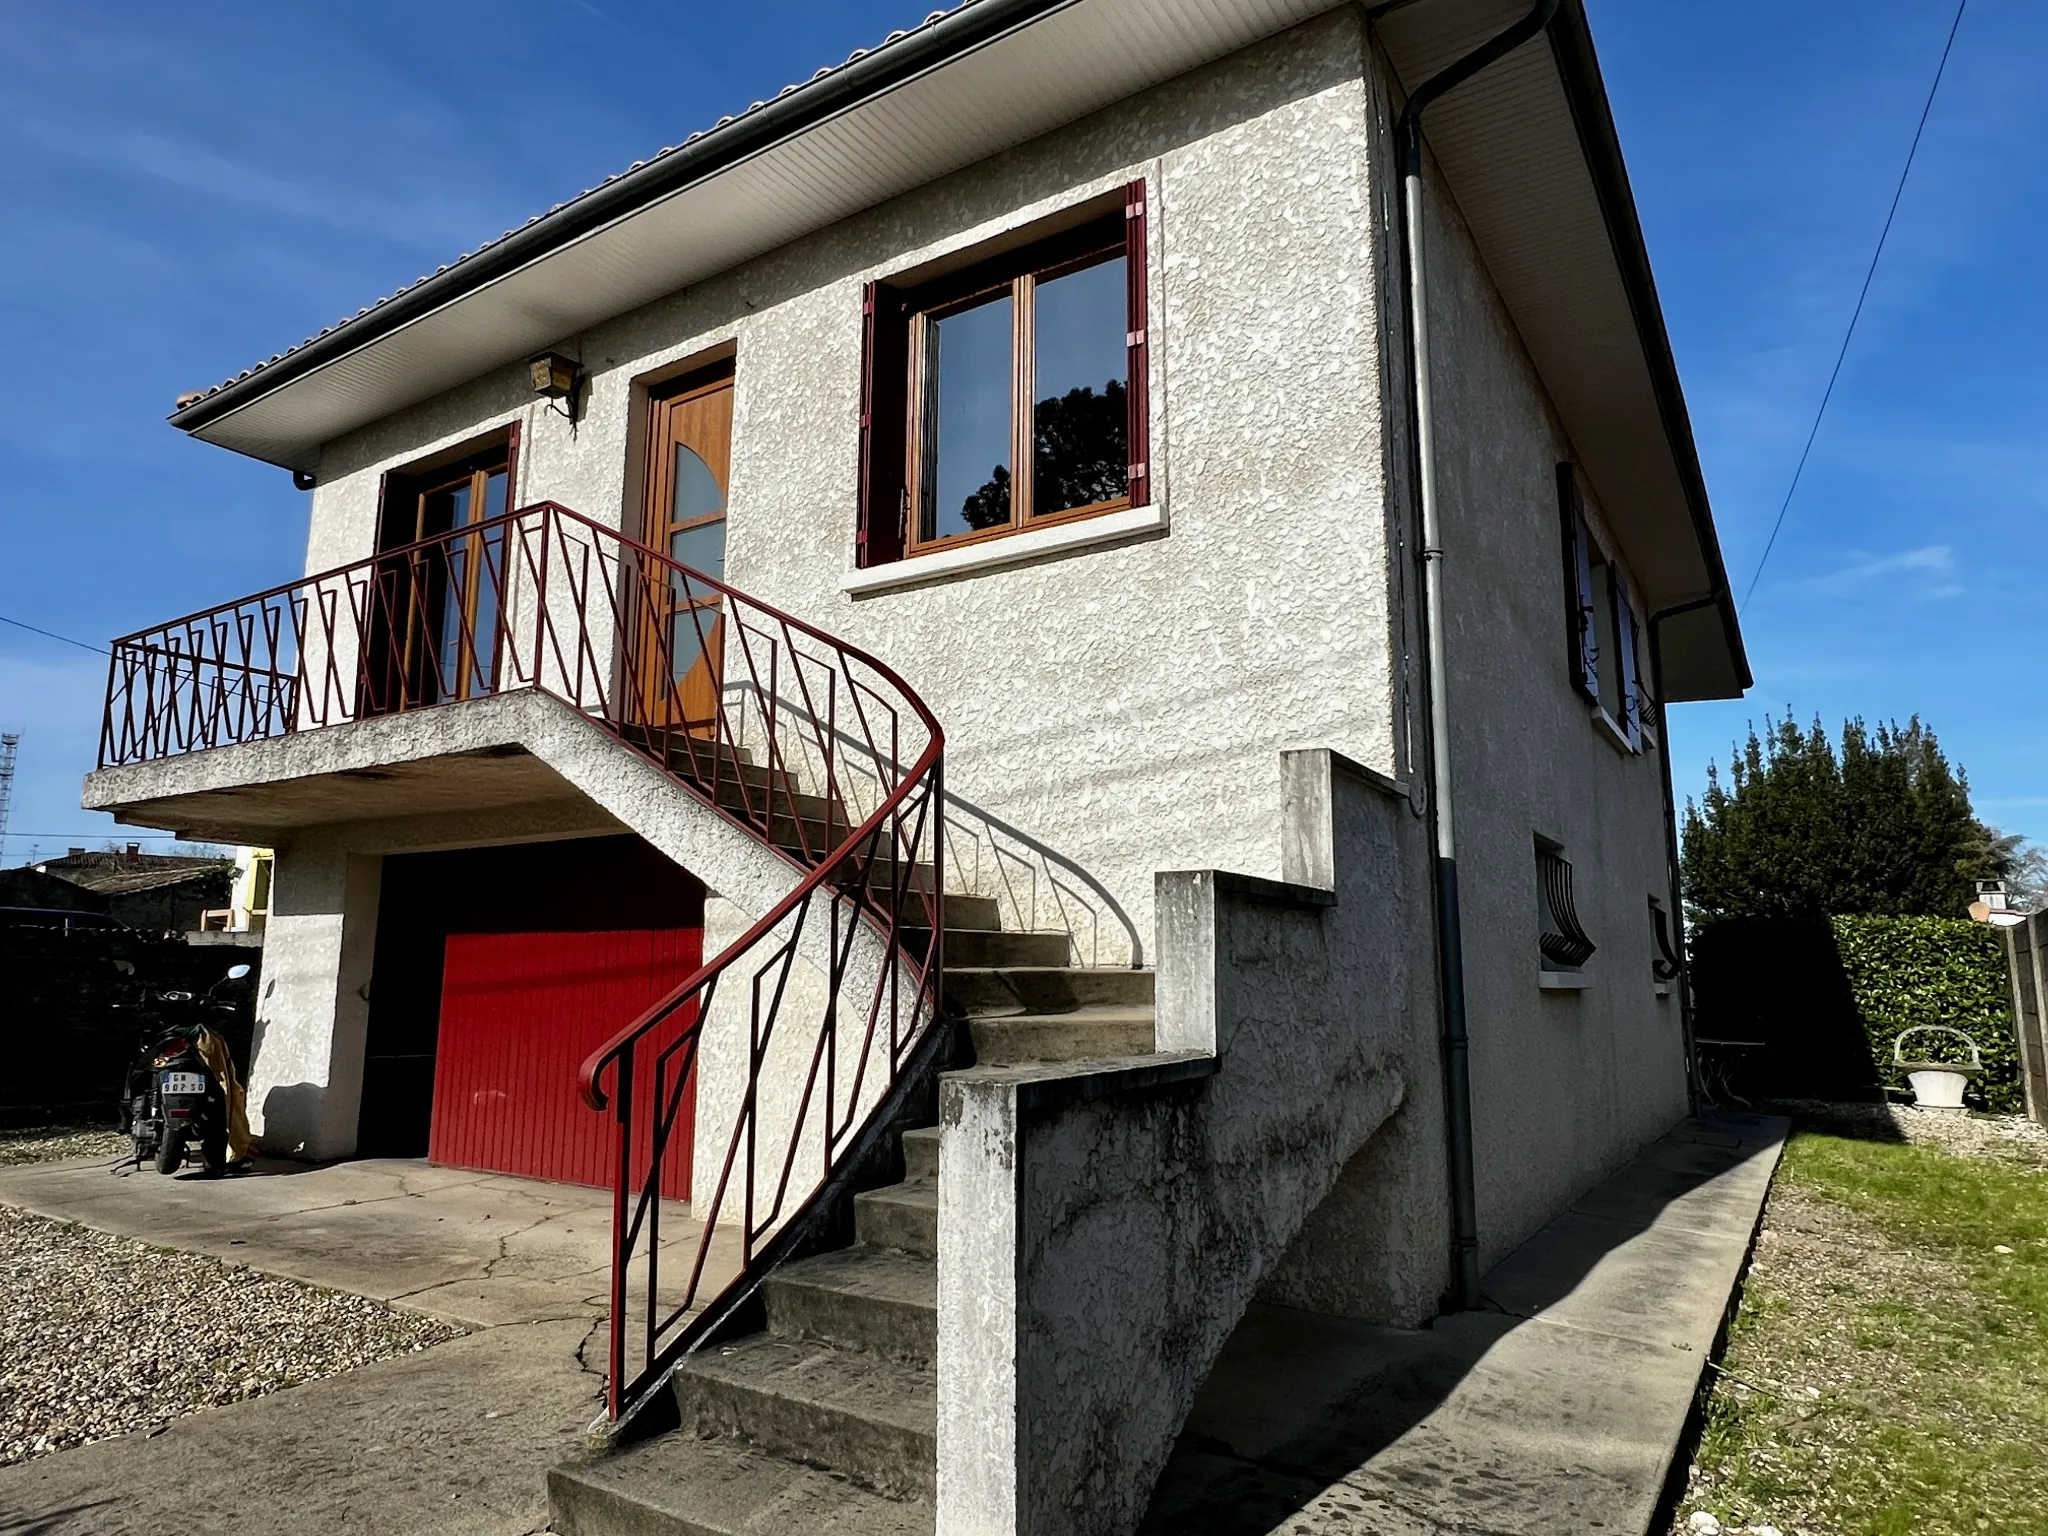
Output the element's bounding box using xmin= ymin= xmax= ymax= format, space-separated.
xmin=917 ymin=242 xmax=1132 ymax=546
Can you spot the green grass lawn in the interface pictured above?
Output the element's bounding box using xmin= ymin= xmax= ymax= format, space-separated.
xmin=1678 ymin=1112 xmax=2048 ymax=1535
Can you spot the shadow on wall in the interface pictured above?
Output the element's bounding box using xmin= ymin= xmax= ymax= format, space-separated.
xmin=1689 ymin=918 xmax=1882 ymax=1100
xmin=258 ymin=1083 xmax=328 ymax=1160
xmin=1138 ymin=1116 xmax=1775 ymax=1535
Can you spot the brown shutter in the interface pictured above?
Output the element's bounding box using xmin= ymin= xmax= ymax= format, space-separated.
xmin=1556 ymin=464 xmax=1598 ymax=702
xmin=1124 ymin=180 xmax=1151 ymax=509
xmin=504 ymin=418 xmax=522 ymax=511
xmin=1614 ymin=572 xmax=1643 ymax=747
xmin=857 ymin=282 xmax=909 ymax=567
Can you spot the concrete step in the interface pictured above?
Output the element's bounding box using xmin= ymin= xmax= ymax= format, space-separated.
xmin=763 ymin=1244 xmax=936 ymax=1366
xmin=774 ymin=844 xmax=942 ymax=894
xmin=853 ymin=1181 xmax=937 ymax=1259
xmin=672 ymin=1335 xmax=937 ymax=1500
xmin=549 ymin=1424 xmax=933 ymax=1535
xmin=900 ymin=1126 xmax=940 ymax=1181
xmin=938 ymin=893 xmax=1002 ymax=932
xmin=945 ymin=965 xmax=1156 ymax=1016
xmin=969 ymin=1005 xmax=1158 ymax=1066
xmin=709 ymin=777 xmax=839 ymax=825
xmin=920 ymin=927 xmax=1070 ymax=969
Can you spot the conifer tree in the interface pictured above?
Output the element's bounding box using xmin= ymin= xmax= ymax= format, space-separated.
xmin=1681 ymin=715 xmax=2009 ymax=921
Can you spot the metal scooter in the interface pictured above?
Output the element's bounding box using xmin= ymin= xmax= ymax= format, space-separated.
xmin=120 ymin=962 xmax=252 ymax=1175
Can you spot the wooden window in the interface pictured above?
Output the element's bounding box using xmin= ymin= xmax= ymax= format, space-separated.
xmin=858 ymin=182 xmax=1150 ymax=566
xmin=364 ymin=426 xmax=517 ymax=715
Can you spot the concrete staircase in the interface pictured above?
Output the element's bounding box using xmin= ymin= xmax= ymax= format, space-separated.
xmin=547 ymin=892 xmax=1157 ymax=1535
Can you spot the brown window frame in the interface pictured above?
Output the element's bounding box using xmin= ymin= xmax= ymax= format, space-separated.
xmin=858 ymin=181 xmax=1150 ymax=568
xmin=364 ymin=424 xmax=519 ymax=715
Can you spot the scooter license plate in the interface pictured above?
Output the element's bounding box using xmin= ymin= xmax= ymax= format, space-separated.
xmin=160 ymin=1072 xmax=207 ymax=1096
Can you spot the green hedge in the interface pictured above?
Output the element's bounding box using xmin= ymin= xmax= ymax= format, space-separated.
xmin=1828 ymin=915 xmax=2021 ymax=1114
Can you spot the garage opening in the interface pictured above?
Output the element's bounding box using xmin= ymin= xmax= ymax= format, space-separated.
xmin=357 ymin=835 xmax=704 ymax=1194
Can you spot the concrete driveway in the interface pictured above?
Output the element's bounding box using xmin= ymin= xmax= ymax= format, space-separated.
xmin=0 ymin=1152 xmax=711 ymax=1534
xmin=0 ymin=1153 xmax=622 ymax=1330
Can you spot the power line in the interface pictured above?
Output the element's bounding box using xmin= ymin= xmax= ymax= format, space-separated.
xmin=0 ymin=613 xmax=110 ymax=656
xmin=1741 ymin=0 xmax=1968 ymax=611
xmin=9 ymin=831 xmax=191 ymax=839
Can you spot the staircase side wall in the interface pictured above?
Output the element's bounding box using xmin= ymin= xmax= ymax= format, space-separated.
xmin=938 ymin=752 xmax=1437 ymax=1536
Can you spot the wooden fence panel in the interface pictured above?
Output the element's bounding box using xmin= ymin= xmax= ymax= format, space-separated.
xmin=2006 ymin=915 xmax=2048 ymax=1127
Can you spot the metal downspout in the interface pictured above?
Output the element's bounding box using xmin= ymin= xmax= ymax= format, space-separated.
xmin=1382 ymin=0 xmax=1562 ymax=1311
xmin=1647 ymin=590 xmax=1727 ymax=1117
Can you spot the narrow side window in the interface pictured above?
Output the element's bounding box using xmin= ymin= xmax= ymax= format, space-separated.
xmin=1535 ymin=840 xmax=1596 ymax=972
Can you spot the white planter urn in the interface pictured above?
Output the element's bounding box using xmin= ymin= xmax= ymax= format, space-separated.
xmin=1893 ymin=1026 xmax=1982 ymax=1112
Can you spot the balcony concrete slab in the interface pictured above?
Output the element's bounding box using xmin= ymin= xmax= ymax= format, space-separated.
xmin=1139 ymin=1111 xmax=1788 ymax=1535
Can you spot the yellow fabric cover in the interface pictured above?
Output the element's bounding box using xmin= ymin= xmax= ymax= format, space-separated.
xmin=193 ymin=1028 xmax=253 ymax=1163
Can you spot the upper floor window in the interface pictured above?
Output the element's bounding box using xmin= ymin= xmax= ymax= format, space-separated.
xmin=857 ymin=182 xmax=1150 ymax=567
xmin=1557 ymin=464 xmax=1648 ymax=750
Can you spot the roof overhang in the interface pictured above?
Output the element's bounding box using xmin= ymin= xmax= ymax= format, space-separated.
xmin=170 ymin=0 xmax=1745 ymax=699
xmin=1374 ymin=0 xmax=1748 ymax=698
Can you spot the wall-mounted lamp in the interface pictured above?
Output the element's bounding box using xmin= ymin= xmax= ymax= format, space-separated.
xmin=529 ymin=350 xmax=582 ymax=422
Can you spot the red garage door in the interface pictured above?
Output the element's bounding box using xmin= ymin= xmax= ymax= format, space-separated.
xmin=428 ymin=927 xmax=701 ymax=1197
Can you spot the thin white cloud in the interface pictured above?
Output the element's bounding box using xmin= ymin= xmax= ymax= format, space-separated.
xmin=1807 ymin=544 xmax=1963 ymax=601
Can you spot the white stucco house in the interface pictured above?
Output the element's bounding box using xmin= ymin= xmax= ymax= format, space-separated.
xmin=85 ymin=0 xmax=1748 ymax=1529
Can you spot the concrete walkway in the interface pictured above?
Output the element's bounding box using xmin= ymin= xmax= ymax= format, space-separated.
xmin=0 ymin=1154 xmax=623 ymax=1329
xmin=1140 ymin=1111 xmax=1788 ymax=1535
xmin=0 ymin=1154 xmax=663 ymax=1533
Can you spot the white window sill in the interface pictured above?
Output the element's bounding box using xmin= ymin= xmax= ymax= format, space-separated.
xmin=841 ymin=503 xmax=1167 ymax=597
xmin=1539 ymin=970 xmax=1590 ymax=992
xmin=1590 ymin=704 xmax=1636 ymax=756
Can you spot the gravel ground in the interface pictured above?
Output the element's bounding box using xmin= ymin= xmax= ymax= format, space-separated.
xmin=0 ymin=1126 xmax=131 ymax=1167
xmin=0 ymin=1203 xmax=464 ymax=1467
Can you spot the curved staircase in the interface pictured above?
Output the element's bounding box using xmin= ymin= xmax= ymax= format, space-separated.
xmin=92 ymin=498 xmax=1163 ymax=1533
xmin=550 ymin=908 xmax=1160 ymax=1535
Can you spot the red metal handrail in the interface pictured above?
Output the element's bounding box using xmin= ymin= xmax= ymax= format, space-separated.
xmin=98 ymin=501 xmax=945 ymax=1421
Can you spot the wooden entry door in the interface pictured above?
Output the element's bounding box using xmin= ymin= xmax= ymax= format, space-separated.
xmin=636 ymin=372 xmax=732 ymax=733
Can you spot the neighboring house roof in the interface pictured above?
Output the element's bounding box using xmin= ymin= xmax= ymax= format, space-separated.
xmin=165 ymin=0 xmax=1746 ymax=699
xmin=33 ymin=852 xmax=233 ymax=897
xmin=0 ymin=868 xmax=113 ymax=914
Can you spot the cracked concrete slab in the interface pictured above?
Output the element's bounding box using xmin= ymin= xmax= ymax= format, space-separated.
xmin=1139 ymin=1112 xmax=1789 ymax=1535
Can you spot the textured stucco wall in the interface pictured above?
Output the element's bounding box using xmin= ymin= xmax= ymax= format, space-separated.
xmin=297 ymin=10 xmax=1397 ymax=968
xmin=1385 ymin=60 xmax=1690 ymax=1269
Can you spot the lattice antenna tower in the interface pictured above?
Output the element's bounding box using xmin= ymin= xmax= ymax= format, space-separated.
xmin=0 ymin=732 xmax=19 ymax=866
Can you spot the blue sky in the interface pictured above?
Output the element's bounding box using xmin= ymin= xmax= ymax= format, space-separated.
xmin=0 ymin=0 xmax=2041 ymax=864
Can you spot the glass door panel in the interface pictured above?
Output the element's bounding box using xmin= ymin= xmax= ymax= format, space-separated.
xmin=635 ymin=373 xmax=733 ymax=739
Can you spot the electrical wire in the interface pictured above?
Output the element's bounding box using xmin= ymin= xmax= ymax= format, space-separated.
xmin=1741 ymin=0 xmax=1968 ymax=611
xmin=0 ymin=613 xmax=110 ymax=656
xmin=9 ymin=831 xmax=188 ymax=839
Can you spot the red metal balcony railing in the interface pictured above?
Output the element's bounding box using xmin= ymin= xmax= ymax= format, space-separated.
xmin=98 ymin=502 xmax=944 ymax=1422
